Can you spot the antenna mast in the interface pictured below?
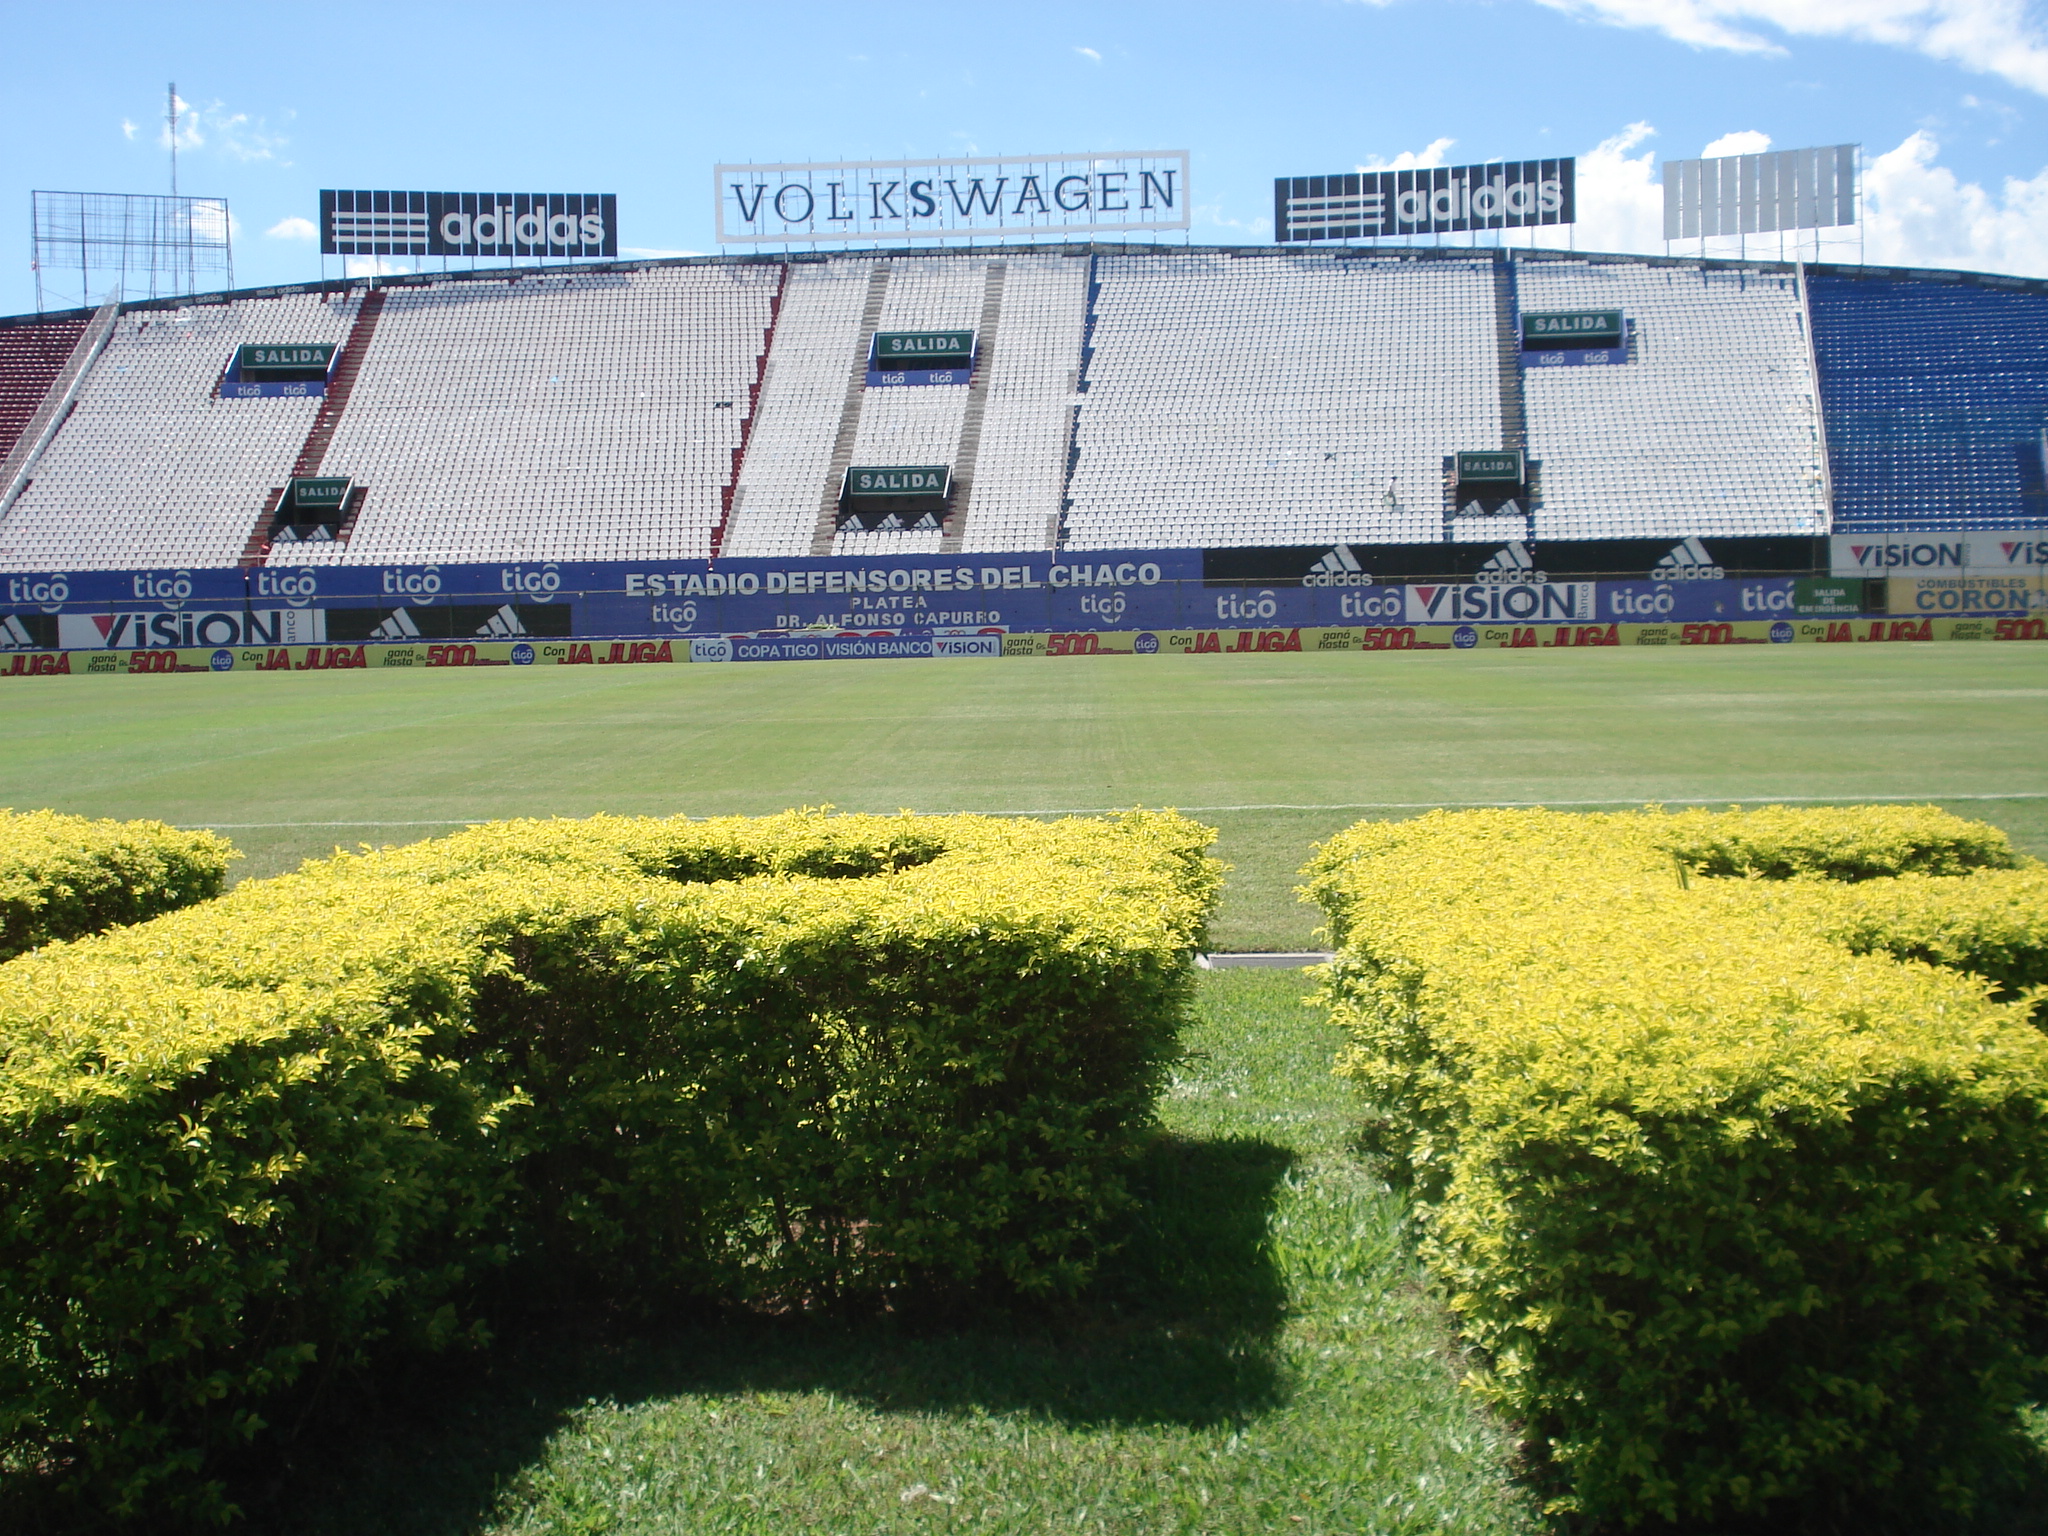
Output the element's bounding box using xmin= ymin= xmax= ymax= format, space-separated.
xmin=167 ymin=82 xmax=178 ymax=196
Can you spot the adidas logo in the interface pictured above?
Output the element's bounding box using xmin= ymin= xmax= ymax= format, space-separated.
xmin=1650 ymin=537 xmax=1724 ymax=582
xmin=0 ymin=615 xmax=37 ymax=649
xmin=369 ymin=608 xmax=423 ymax=641
xmin=478 ymin=605 xmax=528 ymax=638
xmin=1304 ymin=545 xmax=1372 ymax=587
xmin=1473 ymin=542 xmax=1546 ymax=584
xmin=1455 ymin=497 xmax=1525 ymax=519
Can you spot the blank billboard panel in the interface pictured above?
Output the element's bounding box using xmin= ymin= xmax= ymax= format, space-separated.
xmin=1661 ymin=145 xmax=1856 ymax=240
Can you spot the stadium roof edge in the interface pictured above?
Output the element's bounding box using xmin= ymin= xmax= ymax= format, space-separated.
xmin=6 ymin=242 xmax=2048 ymax=329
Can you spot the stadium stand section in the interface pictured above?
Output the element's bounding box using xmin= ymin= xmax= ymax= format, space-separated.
xmin=1809 ymin=269 xmax=2048 ymax=532
xmin=1 ymin=245 xmax=2046 ymax=573
xmin=287 ymin=265 xmax=779 ymax=565
xmin=721 ymin=259 xmax=875 ymax=558
xmin=1062 ymin=252 xmax=1499 ymax=550
xmin=952 ymin=254 xmax=1088 ymax=553
xmin=832 ymin=257 xmax=986 ymax=558
xmin=0 ymin=315 xmax=88 ymax=462
xmin=1517 ymin=259 xmax=1827 ymax=540
xmin=0 ymin=293 xmax=355 ymax=570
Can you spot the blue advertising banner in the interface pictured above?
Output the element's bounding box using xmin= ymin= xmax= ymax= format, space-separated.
xmin=3 ymin=552 xmax=1827 ymax=650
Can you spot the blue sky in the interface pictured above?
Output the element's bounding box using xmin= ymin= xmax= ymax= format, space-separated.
xmin=8 ymin=0 xmax=2048 ymax=313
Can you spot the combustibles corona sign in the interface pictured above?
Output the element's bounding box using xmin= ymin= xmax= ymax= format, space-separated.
xmin=715 ymin=153 xmax=1189 ymax=244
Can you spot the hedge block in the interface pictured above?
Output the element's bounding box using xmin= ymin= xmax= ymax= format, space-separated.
xmin=0 ymin=809 xmax=1220 ymax=1520
xmin=0 ymin=809 xmax=236 ymax=959
xmin=1303 ymin=806 xmax=2048 ymax=1527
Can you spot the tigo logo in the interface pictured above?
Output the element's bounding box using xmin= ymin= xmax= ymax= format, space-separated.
xmin=1651 ymin=537 xmax=1724 ymax=581
xmin=130 ymin=571 xmax=195 ymax=606
xmin=500 ymin=564 xmax=562 ymax=599
xmin=253 ymin=569 xmax=319 ymax=608
xmin=5 ymin=576 xmax=68 ymax=611
xmin=381 ymin=567 xmax=443 ymax=602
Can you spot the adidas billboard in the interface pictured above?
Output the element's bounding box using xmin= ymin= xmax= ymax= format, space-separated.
xmin=1470 ymin=542 xmax=1545 ymax=584
xmin=1302 ymin=546 xmax=1374 ymax=587
xmin=1649 ymin=537 xmax=1725 ymax=581
xmin=325 ymin=604 xmax=574 ymax=643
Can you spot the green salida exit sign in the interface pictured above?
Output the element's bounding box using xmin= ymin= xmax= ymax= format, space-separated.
xmin=237 ymin=343 xmax=338 ymax=381
xmin=1522 ymin=310 xmax=1624 ymax=349
xmin=1455 ymin=450 xmax=1524 ymax=484
xmin=288 ymin=476 xmax=351 ymax=513
xmin=872 ymin=332 xmax=974 ymax=369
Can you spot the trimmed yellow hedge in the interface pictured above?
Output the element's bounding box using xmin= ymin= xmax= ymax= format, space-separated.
xmin=0 ymin=809 xmax=236 ymax=959
xmin=1304 ymin=807 xmax=2048 ymax=1528
xmin=0 ymin=809 xmax=1220 ymax=1521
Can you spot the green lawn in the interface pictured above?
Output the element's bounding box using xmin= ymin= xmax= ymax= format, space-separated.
xmin=7 ymin=644 xmax=2048 ymax=1530
xmin=238 ymin=971 xmax=1538 ymax=1536
xmin=1 ymin=644 xmax=2043 ymax=947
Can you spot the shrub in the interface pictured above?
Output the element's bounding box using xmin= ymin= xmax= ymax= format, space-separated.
xmin=0 ymin=810 xmax=1220 ymax=1523
xmin=1652 ymin=802 xmax=2019 ymax=882
xmin=1303 ymin=807 xmax=2048 ymax=1529
xmin=0 ymin=809 xmax=236 ymax=959
xmin=1795 ymin=866 xmax=2048 ymax=1015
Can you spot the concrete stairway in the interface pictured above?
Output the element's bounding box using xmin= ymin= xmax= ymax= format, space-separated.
xmin=809 ymin=263 xmax=892 ymax=555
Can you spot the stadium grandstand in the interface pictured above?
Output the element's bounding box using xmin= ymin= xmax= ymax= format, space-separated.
xmin=0 ymin=243 xmax=2043 ymax=579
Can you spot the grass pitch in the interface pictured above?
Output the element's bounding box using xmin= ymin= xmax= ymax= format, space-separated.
xmin=5 ymin=643 xmax=2047 ymax=1530
xmin=1 ymin=643 xmax=2043 ymax=947
xmin=241 ymin=971 xmax=1541 ymax=1536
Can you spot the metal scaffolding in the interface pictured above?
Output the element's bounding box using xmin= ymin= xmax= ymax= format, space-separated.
xmin=30 ymin=190 xmax=233 ymax=312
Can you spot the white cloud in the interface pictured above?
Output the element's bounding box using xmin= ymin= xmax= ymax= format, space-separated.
xmin=266 ymin=216 xmax=317 ymax=241
xmin=1701 ymin=129 xmax=1772 ymax=157
xmin=1571 ymin=121 xmax=1666 ymax=252
xmin=1863 ymin=130 xmax=2048 ymax=274
xmin=1357 ymin=136 xmax=1456 ymax=171
xmin=1074 ymin=45 xmax=1103 ymax=63
xmin=1533 ymin=1 xmax=2048 ymax=96
xmin=120 ymin=119 xmax=137 ymax=140
xmin=342 ymin=256 xmax=412 ymax=277
xmin=1565 ymin=119 xmax=2048 ymax=278
xmin=147 ymin=92 xmax=291 ymax=165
